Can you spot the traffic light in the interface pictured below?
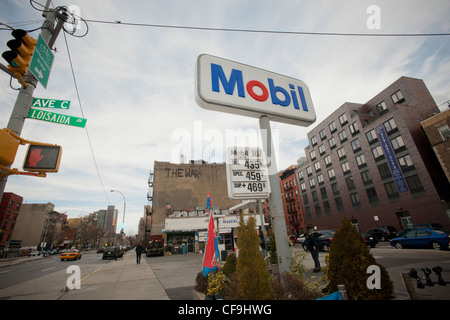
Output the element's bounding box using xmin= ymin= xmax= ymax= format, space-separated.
xmin=23 ymin=144 xmax=62 ymax=173
xmin=0 ymin=129 xmax=20 ymax=166
xmin=2 ymin=29 xmax=37 ymax=76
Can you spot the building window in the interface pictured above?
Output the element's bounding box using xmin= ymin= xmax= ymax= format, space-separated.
xmin=319 ymin=129 xmax=327 ymax=140
xmin=301 ymin=182 xmax=306 ymax=192
xmin=384 ymin=181 xmax=399 ymax=201
xmin=346 ymin=177 xmax=356 ymax=191
xmin=350 ymin=192 xmax=361 ymax=209
xmin=406 ymin=174 xmax=425 ymax=194
xmin=306 ymin=166 xmax=312 ymax=175
xmin=328 ymin=137 xmax=337 ymax=149
xmin=338 ymin=130 xmax=347 ymax=142
xmin=337 ymin=147 xmax=346 ymax=159
xmin=318 ymin=144 xmax=326 ymax=155
xmin=303 ymin=194 xmax=309 ymax=205
xmin=310 ymin=150 xmax=316 ymax=160
xmin=366 ymin=187 xmax=379 ymax=205
xmin=323 ymin=201 xmax=331 ymax=215
xmin=328 ymin=168 xmax=336 ymax=180
xmin=398 ymin=154 xmax=414 ymax=172
xmin=317 ymin=173 xmax=324 ymax=185
xmin=312 ymin=190 xmax=318 ymax=202
xmin=311 ymin=135 xmax=317 ymax=146
xmin=390 ymin=136 xmax=405 ymax=151
xmin=377 ymin=162 xmax=392 ymax=179
xmin=305 ymin=206 xmax=311 ymax=220
xmin=391 ymin=90 xmax=405 ymax=104
xmin=366 ymin=129 xmax=378 ymax=144
xmin=329 ymin=121 xmax=337 ymax=133
xmin=351 ymin=138 xmax=361 ymax=152
xmin=383 ymin=118 xmax=397 ymax=133
xmin=376 ymin=101 xmax=388 ymax=115
xmin=356 ymin=154 xmax=366 ymax=167
xmin=438 ymin=124 xmax=450 ymax=141
xmin=341 ymin=161 xmax=350 ymax=174
xmin=320 ymin=186 xmax=327 ymax=199
xmin=324 ymin=155 xmax=332 ymax=167
xmin=339 ymin=113 xmax=348 ymax=126
xmin=314 ymin=161 xmax=321 ymax=172
xmin=309 ymin=178 xmax=315 ymax=188
xmin=298 ymin=171 xmax=304 ymax=180
xmin=314 ymin=203 xmax=322 ymax=218
xmin=361 ymin=170 xmax=373 ymax=185
xmin=331 ymin=182 xmax=340 ymax=196
xmin=371 ymin=145 xmax=384 ymax=160
xmin=349 ymin=122 xmax=359 ymax=135
xmin=335 ymin=197 xmax=344 ymax=212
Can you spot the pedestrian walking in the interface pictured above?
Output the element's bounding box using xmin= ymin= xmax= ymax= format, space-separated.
xmin=304 ymin=233 xmax=321 ymax=272
xmin=135 ymin=243 xmax=144 ymax=264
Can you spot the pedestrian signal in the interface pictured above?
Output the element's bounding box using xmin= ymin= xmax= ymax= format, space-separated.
xmin=23 ymin=144 xmax=62 ymax=172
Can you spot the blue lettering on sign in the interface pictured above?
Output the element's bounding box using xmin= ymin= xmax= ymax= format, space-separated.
xmin=375 ymin=125 xmax=408 ymax=193
xmin=210 ymin=63 xmax=309 ymax=111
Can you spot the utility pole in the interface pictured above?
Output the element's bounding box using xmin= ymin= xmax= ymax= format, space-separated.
xmin=0 ymin=4 xmax=68 ymax=199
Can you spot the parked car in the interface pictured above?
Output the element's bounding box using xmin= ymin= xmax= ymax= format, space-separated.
xmin=366 ymin=226 xmax=398 ymax=241
xmin=397 ymin=223 xmax=443 ymax=237
xmin=390 ymin=229 xmax=449 ymax=250
xmin=102 ymin=246 xmax=120 ymax=260
xmin=302 ymin=230 xmax=336 ymax=252
xmin=61 ymin=249 xmax=82 ymax=261
xmin=297 ymin=234 xmax=306 ymax=244
xmin=360 ymin=232 xmax=378 ymax=248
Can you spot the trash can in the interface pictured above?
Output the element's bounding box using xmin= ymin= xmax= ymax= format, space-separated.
xmin=183 ymin=244 xmax=187 ymax=254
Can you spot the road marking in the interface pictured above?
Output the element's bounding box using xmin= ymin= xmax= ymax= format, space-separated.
xmin=42 ymin=267 xmax=56 ymax=272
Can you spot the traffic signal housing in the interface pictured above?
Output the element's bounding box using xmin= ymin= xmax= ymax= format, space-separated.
xmin=23 ymin=144 xmax=62 ymax=173
xmin=2 ymin=29 xmax=37 ymax=76
xmin=0 ymin=129 xmax=20 ymax=166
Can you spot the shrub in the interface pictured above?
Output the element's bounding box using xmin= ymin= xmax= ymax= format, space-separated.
xmin=207 ymin=271 xmax=228 ymax=296
xmin=326 ymin=219 xmax=394 ymax=299
xmin=271 ymin=272 xmax=324 ymax=300
xmin=222 ymin=252 xmax=237 ymax=277
xmin=236 ymin=214 xmax=271 ymax=300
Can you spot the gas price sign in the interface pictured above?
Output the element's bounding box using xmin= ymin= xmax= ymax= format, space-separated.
xmin=226 ymin=147 xmax=271 ymax=200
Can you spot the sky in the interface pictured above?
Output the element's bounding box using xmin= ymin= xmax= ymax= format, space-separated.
xmin=1 ymin=0 xmax=449 ymax=235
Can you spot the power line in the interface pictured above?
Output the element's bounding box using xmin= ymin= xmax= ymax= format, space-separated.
xmin=84 ymin=18 xmax=450 ymax=37
xmin=63 ymin=31 xmax=111 ymax=205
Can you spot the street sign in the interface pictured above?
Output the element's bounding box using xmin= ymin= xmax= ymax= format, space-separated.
xmin=29 ymin=34 xmax=54 ymax=88
xmin=27 ymin=108 xmax=87 ymax=128
xmin=32 ymin=98 xmax=70 ymax=109
xmin=226 ymin=147 xmax=271 ymax=200
xmin=195 ymin=54 xmax=316 ymax=126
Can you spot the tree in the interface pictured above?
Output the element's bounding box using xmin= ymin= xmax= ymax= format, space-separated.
xmin=326 ymin=219 xmax=394 ymax=299
xmin=236 ymin=214 xmax=271 ymax=299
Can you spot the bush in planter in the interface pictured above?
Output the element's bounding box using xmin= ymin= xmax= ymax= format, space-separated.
xmin=326 ymin=219 xmax=394 ymax=299
xmin=222 ymin=252 xmax=237 ymax=277
xmin=236 ymin=214 xmax=271 ymax=300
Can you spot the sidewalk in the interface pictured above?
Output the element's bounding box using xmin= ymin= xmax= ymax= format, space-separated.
xmin=60 ymin=251 xmax=169 ymax=300
xmin=0 ymin=255 xmax=43 ymax=268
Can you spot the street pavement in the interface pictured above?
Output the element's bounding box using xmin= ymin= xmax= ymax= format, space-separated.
xmin=1 ymin=244 xmax=450 ymax=300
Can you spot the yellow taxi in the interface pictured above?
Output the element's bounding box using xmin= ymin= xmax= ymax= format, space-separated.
xmin=61 ymin=249 xmax=82 ymax=261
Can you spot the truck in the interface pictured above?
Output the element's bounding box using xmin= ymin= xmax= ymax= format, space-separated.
xmin=146 ymin=240 xmax=164 ymax=257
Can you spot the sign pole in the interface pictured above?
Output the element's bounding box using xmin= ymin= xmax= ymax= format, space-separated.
xmin=259 ymin=115 xmax=291 ymax=275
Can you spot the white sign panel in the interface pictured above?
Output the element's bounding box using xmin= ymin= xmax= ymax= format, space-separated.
xmin=226 ymin=147 xmax=271 ymax=200
xmin=195 ymin=54 xmax=316 ymax=126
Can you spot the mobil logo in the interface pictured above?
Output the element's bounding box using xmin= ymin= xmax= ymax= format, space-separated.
xmin=195 ymin=54 xmax=316 ymax=127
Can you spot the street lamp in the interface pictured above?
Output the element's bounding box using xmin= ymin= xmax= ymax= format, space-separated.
xmin=110 ymin=190 xmax=126 ymax=235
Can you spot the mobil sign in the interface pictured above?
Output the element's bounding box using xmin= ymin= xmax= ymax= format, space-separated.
xmin=195 ymin=54 xmax=316 ymax=126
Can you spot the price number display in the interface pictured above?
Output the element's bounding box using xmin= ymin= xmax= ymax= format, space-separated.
xmin=226 ymin=147 xmax=271 ymax=200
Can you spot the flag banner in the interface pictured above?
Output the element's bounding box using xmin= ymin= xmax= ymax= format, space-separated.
xmin=202 ymin=209 xmax=217 ymax=277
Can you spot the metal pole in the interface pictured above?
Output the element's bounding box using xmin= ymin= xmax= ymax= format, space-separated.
xmin=0 ymin=8 xmax=58 ymax=199
xmin=259 ymin=116 xmax=291 ymax=274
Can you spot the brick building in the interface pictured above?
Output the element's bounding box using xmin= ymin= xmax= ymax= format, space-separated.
xmin=0 ymin=192 xmax=23 ymax=249
xmin=279 ymin=165 xmax=305 ymax=236
xmin=296 ymin=77 xmax=450 ymax=233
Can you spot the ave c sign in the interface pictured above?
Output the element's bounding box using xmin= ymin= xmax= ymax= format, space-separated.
xmin=195 ymin=54 xmax=316 ymax=126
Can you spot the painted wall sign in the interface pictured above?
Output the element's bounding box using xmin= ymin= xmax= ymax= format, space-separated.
xmin=195 ymin=54 xmax=316 ymax=126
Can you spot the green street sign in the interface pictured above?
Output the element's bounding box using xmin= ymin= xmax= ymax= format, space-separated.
xmin=29 ymin=34 xmax=54 ymax=88
xmin=32 ymin=98 xmax=70 ymax=109
xmin=27 ymin=108 xmax=87 ymax=128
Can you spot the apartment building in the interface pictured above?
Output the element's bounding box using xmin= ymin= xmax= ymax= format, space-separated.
xmin=296 ymin=77 xmax=450 ymax=233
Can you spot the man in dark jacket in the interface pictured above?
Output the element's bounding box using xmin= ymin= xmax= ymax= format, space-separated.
xmin=135 ymin=243 xmax=144 ymax=264
xmin=304 ymin=233 xmax=321 ymax=272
